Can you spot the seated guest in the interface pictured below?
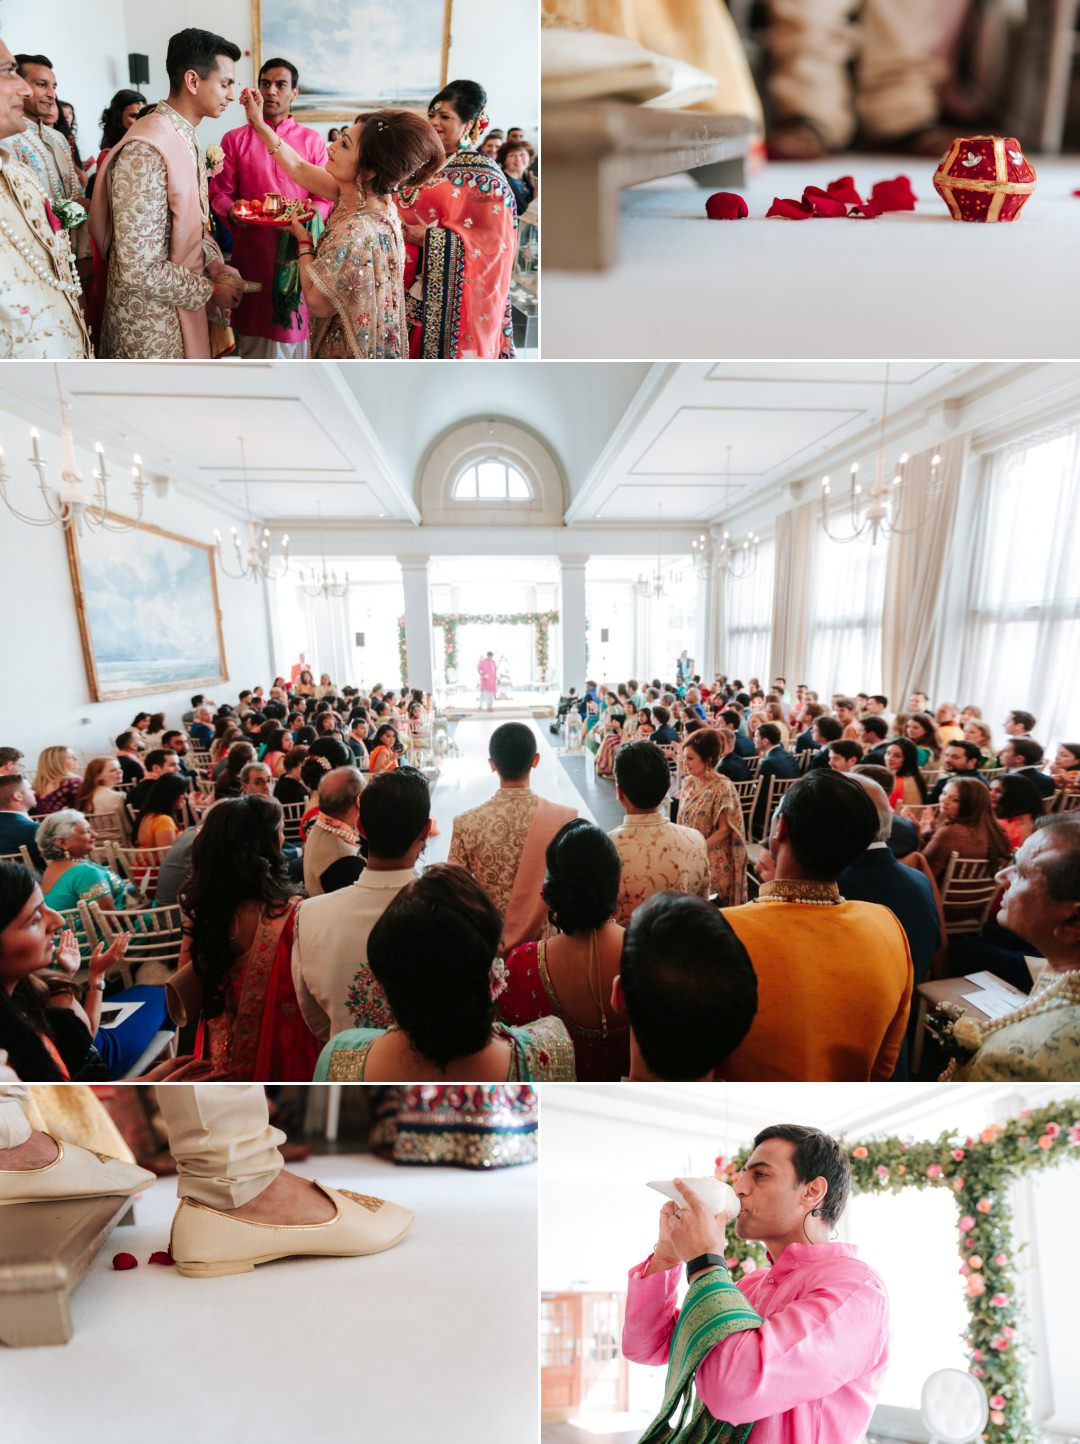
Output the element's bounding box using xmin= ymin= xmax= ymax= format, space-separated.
xmin=827 ymin=739 xmax=863 ymax=773
xmin=805 ymin=714 xmax=843 ymax=769
xmin=793 ymin=702 xmax=825 ymax=751
xmin=0 ymin=776 xmax=45 ymax=870
xmin=610 ymin=742 xmax=709 ymax=925
xmin=189 ymin=706 xmax=214 ymax=750
xmin=944 ymin=815 xmax=1080 ymax=1080
xmin=594 ymin=715 xmax=626 ymax=778
xmin=31 ymin=748 xmax=82 ymax=817
xmin=866 ymin=693 xmax=891 ymax=723
xmin=1000 ymin=738 xmax=1055 ymax=799
xmin=928 ymin=741 xmax=987 ymax=802
xmin=990 ymin=774 xmax=1045 ymax=853
xmin=303 ymin=766 xmax=364 ymax=897
xmin=37 ymin=811 xmax=135 ymax=960
xmin=501 ymin=820 xmax=630 ymax=1081
xmin=238 ymin=762 xmax=273 ymax=797
xmin=884 ymin=738 xmax=927 ymax=807
xmin=720 ymin=708 xmax=757 ymax=758
xmin=751 ymin=723 xmax=799 ymax=837
xmin=144 ymin=713 xmax=168 ymax=750
xmin=209 ymin=724 xmax=243 ymax=768
xmin=497 ymin=138 xmax=534 ymax=213
xmin=840 ymin=776 xmax=940 ymax=992
xmin=716 ymin=727 xmax=750 ymax=783
xmin=178 ymin=796 xmax=316 ymax=1080
xmin=963 ymin=718 xmax=996 ymax=769
xmin=721 ymin=770 xmax=913 ymax=1081
xmin=292 ymin=768 xmax=432 ymax=1041
xmin=650 ymin=705 xmax=679 ymax=746
xmin=213 ymin=741 xmax=256 ymax=798
xmin=346 ymin=716 xmax=371 ymax=768
xmin=0 ymin=748 xmax=26 ymax=777
xmin=859 ymin=715 xmax=892 ymax=764
xmin=614 ymin=890 xmax=757 ymax=1081
xmin=134 ymin=774 xmax=190 ymax=849
xmin=154 ymin=815 xmax=203 ymax=909
xmin=997 ymin=709 xmax=1037 ymax=760
xmin=678 ymin=729 xmax=747 ymax=905
xmin=75 ymin=758 xmax=130 ymax=840
xmin=367 ymin=723 xmax=402 ymax=773
xmin=934 ymin=702 xmax=964 ymax=745
xmin=257 ymin=724 xmax=289 ymax=778
xmin=904 ymin=712 xmax=942 ymax=768
xmin=315 ymin=865 xmax=576 ymax=1081
xmin=160 ymin=732 xmax=191 ymax=778
xmin=273 ymin=746 xmax=310 ymax=804
xmin=448 ymin=722 xmax=577 ymax=951
xmin=114 ymin=733 xmax=146 ymax=785
xmin=854 ymin=763 xmax=919 ymax=858
xmin=834 ymin=697 xmax=861 ymax=741
xmin=920 ymin=781 xmax=1012 ymax=919
xmin=1051 ymin=742 xmax=1080 ymax=791
xmin=127 ymin=749 xmax=180 ymax=814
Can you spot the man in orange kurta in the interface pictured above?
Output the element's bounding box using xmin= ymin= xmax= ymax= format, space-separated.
xmin=720 ymin=769 xmax=912 ymax=1082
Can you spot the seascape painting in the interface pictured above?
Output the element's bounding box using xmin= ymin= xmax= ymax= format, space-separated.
xmin=256 ymin=0 xmax=451 ymax=117
xmin=67 ymin=519 xmax=227 ymax=702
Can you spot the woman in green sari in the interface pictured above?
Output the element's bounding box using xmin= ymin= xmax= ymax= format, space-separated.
xmin=36 ymin=811 xmax=135 ymax=961
xmin=316 ymin=864 xmax=575 ymax=1082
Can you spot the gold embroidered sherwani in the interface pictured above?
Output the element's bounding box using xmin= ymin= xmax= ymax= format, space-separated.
xmin=448 ymin=788 xmax=544 ymax=921
xmin=609 ymin=809 xmax=711 ymax=925
xmin=6 ymin=119 xmax=91 ymax=259
xmin=0 ymin=147 xmax=89 ymax=357
xmin=100 ymin=103 xmax=221 ymax=359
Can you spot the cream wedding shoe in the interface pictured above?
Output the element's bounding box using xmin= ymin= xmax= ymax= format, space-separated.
xmin=168 ymin=1179 xmax=414 ymax=1278
xmin=0 ymin=1136 xmax=156 ymax=1205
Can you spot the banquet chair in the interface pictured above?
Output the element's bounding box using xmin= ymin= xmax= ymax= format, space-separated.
xmin=107 ymin=843 xmax=172 ymax=900
xmin=194 ymin=777 xmax=216 ymax=799
xmin=759 ymin=775 xmax=799 ymax=835
xmin=1056 ymin=788 xmax=1080 ymax=812
xmin=903 ymin=804 xmax=939 ymax=830
xmin=939 ymin=854 xmax=1001 ymax=936
xmin=743 ymin=755 xmax=760 ymax=778
xmin=57 ymin=900 xmax=104 ymax=975
xmin=86 ymin=901 xmax=184 ymax=983
xmin=280 ymin=799 xmax=306 ymax=849
xmin=732 ymin=779 xmax=760 ymax=835
xmin=189 ymin=746 xmax=213 ymax=775
xmin=88 ymin=810 xmax=127 ymax=846
xmin=0 ymin=849 xmax=26 ymax=868
xmin=796 ymin=749 xmax=815 ymax=772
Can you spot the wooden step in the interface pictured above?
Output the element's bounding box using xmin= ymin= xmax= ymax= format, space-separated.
xmin=0 ymin=1194 xmax=135 ymax=1347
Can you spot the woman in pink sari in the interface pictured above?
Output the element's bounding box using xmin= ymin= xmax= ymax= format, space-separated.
xmin=178 ymin=795 xmax=318 ymax=1081
xmin=395 ymin=80 xmax=518 ymax=359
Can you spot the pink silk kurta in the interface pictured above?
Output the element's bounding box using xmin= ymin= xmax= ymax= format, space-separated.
xmin=478 ymin=657 xmax=498 ymax=693
xmin=208 ymin=118 xmax=331 ymax=344
xmin=623 ymin=1244 xmax=890 ymax=1443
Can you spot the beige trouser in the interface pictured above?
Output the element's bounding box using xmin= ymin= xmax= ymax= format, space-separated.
xmin=0 ymin=1085 xmax=32 ymax=1149
xmin=768 ymin=0 xmax=942 ymax=148
xmin=0 ymin=1083 xmax=284 ymax=1209
xmin=157 ymin=1085 xmax=286 ymax=1209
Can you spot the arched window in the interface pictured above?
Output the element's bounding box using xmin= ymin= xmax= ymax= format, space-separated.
xmin=452 ymin=459 xmax=532 ymax=501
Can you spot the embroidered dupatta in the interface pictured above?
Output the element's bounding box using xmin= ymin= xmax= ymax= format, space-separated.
xmin=202 ymin=897 xmax=320 ymax=1081
xmin=395 ymin=150 xmax=517 ymax=359
xmin=638 ymin=1269 xmax=762 ymax=1444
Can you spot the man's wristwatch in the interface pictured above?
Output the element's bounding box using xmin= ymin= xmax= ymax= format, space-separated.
xmin=685 ymin=1253 xmax=727 ymax=1283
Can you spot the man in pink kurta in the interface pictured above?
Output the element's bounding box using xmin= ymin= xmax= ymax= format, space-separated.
xmin=623 ymin=1126 xmax=890 ymax=1443
xmin=478 ymin=652 xmax=498 ymax=710
xmin=209 ymin=57 xmax=331 ymax=357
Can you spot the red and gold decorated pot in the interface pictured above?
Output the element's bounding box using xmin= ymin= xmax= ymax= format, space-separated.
xmin=933 ymin=136 xmax=1036 ymax=222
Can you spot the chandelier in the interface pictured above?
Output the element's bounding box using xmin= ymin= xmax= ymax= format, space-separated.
xmin=821 ymin=363 xmax=942 ymax=545
xmin=0 ymin=364 xmax=145 ymax=531
xmin=213 ymin=436 xmax=289 ymax=583
xmin=638 ymin=504 xmax=674 ymax=598
xmin=690 ymin=449 xmax=759 ymax=579
xmin=299 ymin=502 xmax=349 ymax=598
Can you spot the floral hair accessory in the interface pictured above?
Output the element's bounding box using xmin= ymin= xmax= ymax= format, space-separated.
xmin=489 ymin=956 xmax=508 ymax=1002
xmin=311 ymin=752 xmax=332 ymax=771
xmin=479 ymin=113 xmax=490 ymax=132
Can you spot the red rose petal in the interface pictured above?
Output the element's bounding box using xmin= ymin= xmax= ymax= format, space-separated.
xmin=826 ymin=175 xmax=863 ymax=207
xmin=870 ymin=175 xmax=917 ymax=212
xmin=148 ymin=1250 xmax=175 ymax=1266
xmin=705 ymin=192 xmax=748 ymax=221
xmin=848 ymin=202 xmax=883 ymax=218
xmin=112 ymin=1252 xmax=138 ymax=1271
xmin=802 ymin=186 xmax=848 ymax=218
xmin=766 ymin=196 xmax=814 ymax=220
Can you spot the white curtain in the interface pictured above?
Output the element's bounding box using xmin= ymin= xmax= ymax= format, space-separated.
xmin=956 ymin=427 xmax=1080 ymax=749
xmin=721 ymin=536 xmax=774 ymax=682
xmin=881 ymin=436 xmax=968 ymax=710
xmin=300 ymin=589 xmax=352 ymax=686
xmin=805 ymin=510 xmax=888 ymax=699
xmin=770 ymin=500 xmax=817 ymax=685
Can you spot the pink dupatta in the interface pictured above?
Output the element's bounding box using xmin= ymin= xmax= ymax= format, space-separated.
xmin=501 ymin=798 xmax=578 ymax=954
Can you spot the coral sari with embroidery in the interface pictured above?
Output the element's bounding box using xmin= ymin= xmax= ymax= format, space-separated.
xmin=199 ymin=896 xmax=320 ymax=1081
xmin=395 ymin=149 xmax=517 ymax=359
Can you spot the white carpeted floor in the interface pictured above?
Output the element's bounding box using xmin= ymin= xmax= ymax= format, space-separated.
xmin=542 ymin=152 xmax=1080 ymax=358
xmin=3 ymin=1152 xmax=538 ymax=1444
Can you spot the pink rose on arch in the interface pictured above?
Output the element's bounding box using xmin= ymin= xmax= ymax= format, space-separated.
xmin=852 ymin=1146 xmax=868 ymax=1159
xmin=726 ymin=1257 xmax=738 ymax=1268
xmin=991 ymin=1292 xmax=1009 ymax=1307
xmin=1044 ymin=1122 xmax=1060 ymax=1137
xmin=1068 ymin=1125 xmax=1080 ymax=1144
xmin=1001 ymin=1325 xmax=1016 ymax=1339
xmin=972 ymin=1349 xmax=985 ymax=1362
xmin=959 ymin=1262 xmax=970 ymax=1275
xmin=965 ymin=1274 xmax=986 ymax=1297
xmin=952 ymin=1148 xmax=965 ymax=1161
xmin=976 ymin=1198 xmax=992 ymax=1213
xmin=1037 ymin=1134 xmax=1054 ymax=1150
xmin=990 ymin=1411 xmax=1006 ymax=1426
xmin=959 ymin=1215 xmax=976 ymax=1232
xmin=990 ymin=1395 xmax=1006 ymax=1410
xmin=876 ymin=1165 xmax=889 ymax=1179
xmin=969 ymin=1255 xmax=983 ymax=1269
xmin=927 ymin=1164 xmax=944 ymax=1179
xmin=974 ymin=1366 xmax=985 ymax=1378
xmin=953 ymin=1178 xmax=965 ymax=1191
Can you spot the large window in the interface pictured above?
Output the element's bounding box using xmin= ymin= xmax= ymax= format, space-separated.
xmin=805 ymin=524 xmax=887 ymax=698
xmin=723 ymin=537 xmax=774 ymax=682
xmin=452 ymin=459 xmax=531 ymax=500
xmin=957 ymin=429 xmax=1080 ymax=747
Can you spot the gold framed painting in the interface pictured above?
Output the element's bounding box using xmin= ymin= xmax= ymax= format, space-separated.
xmin=65 ymin=515 xmax=228 ymax=703
xmin=252 ymin=0 xmax=453 ymax=123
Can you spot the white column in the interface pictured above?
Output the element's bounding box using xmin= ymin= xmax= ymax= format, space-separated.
xmin=559 ymin=555 xmax=589 ymax=694
xmin=397 ymin=553 xmax=434 ymax=693
xmin=701 ymin=557 xmax=722 ymax=679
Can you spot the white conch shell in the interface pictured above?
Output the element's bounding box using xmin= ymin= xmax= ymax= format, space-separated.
xmin=648 ymin=1177 xmax=742 ymax=1217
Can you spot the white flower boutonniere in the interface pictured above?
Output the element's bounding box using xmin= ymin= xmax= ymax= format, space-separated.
xmin=53 ymin=198 xmax=88 ymax=231
xmin=205 ymin=143 xmax=225 ymax=179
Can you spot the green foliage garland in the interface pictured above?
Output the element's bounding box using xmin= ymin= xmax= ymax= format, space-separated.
xmin=431 ymin=611 xmax=560 ymax=680
xmin=712 ymin=1098 xmax=1080 ymax=1444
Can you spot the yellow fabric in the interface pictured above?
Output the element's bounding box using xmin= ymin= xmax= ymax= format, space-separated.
xmin=720 ymin=899 xmax=913 ymax=1081
xmin=542 ymin=0 xmax=763 ymax=124
xmin=26 ymin=1085 xmax=136 ymax=1163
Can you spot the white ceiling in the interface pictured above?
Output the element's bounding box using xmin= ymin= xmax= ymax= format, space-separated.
xmin=0 ymin=360 xmax=1054 ymax=534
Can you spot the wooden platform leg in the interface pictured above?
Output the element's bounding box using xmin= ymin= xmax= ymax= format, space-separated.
xmin=0 ymin=1285 xmax=72 ymax=1347
xmin=546 ymin=160 xmax=620 ymax=272
xmin=689 ymin=155 xmax=749 ymax=189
